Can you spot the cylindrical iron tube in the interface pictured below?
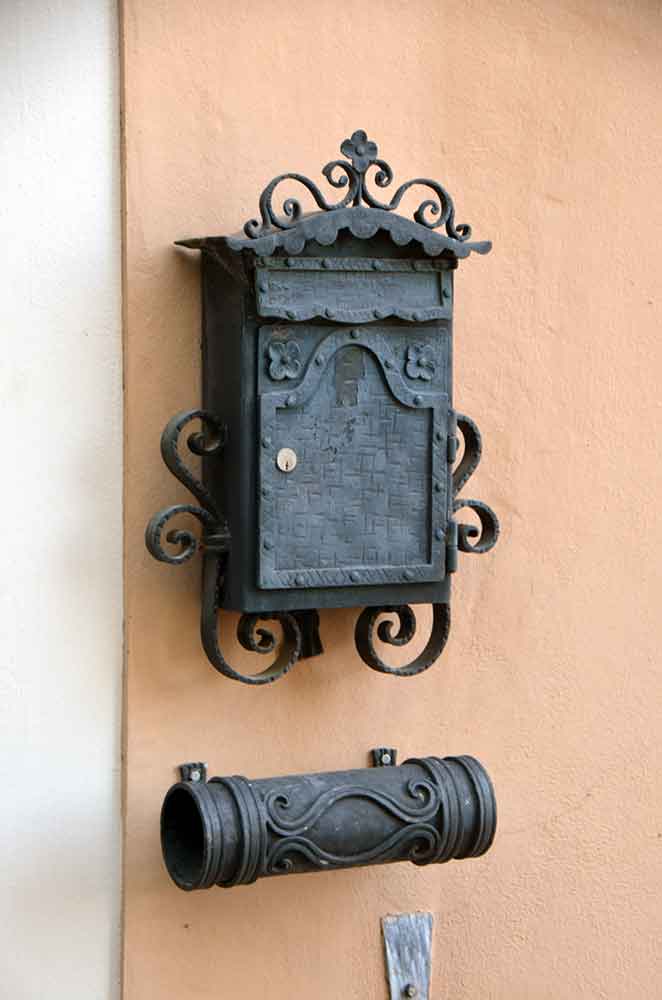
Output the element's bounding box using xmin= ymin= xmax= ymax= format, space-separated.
xmin=161 ymin=755 xmax=496 ymax=891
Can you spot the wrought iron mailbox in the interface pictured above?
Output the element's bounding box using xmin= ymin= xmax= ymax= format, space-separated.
xmin=146 ymin=130 xmax=499 ymax=684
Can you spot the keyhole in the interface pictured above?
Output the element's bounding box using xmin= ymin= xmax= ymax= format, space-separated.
xmin=276 ymin=447 xmax=297 ymax=473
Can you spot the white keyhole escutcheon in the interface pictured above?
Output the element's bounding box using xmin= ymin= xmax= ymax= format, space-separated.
xmin=276 ymin=447 xmax=297 ymax=473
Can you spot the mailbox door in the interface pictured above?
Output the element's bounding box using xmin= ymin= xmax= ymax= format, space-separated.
xmin=257 ymin=323 xmax=450 ymax=591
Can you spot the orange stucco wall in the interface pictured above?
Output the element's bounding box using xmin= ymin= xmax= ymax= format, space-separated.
xmin=121 ymin=2 xmax=662 ymax=997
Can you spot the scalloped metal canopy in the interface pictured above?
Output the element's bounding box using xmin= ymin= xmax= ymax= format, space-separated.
xmin=176 ymin=130 xmax=491 ymax=260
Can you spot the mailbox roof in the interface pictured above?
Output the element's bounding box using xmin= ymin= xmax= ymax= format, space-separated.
xmin=177 ymin=206 xmax=491 ymax=260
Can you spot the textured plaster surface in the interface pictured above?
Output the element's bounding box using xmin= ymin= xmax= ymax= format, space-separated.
xmin=122 ymin=2 xmax=662 ymax=997
xmin=1 ymin=2 xmax=122 ymax=997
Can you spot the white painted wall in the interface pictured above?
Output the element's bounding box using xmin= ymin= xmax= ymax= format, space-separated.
xmin=0 ymin=3 xmax=121 ymax=997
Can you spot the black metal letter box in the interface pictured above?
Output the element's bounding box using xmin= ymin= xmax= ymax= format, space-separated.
xmin=146 ymin=130 xmax=499 ymax=683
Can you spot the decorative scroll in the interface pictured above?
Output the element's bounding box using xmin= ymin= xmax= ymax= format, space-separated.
xmin=145 ymin=408 xmax=305 ymax=685
xmin=354 ymin=604 xmax=451 ymax=677
xmin=264 ymin=780 xmax=439 ymax=833
xmin=264 ymin=777 xmax=442 ymax=874
xmin=452 ymin=412 xmax=500 ymax=555
xmin=266 ymin=825 xmax=441 ymax=874
xmin=243 ymin=129 xmax=472 ymax=242
xmin=200 ymin=547 xmax=303 ymax=686
xmin=145 ymin=409 xmax=227 ymax=564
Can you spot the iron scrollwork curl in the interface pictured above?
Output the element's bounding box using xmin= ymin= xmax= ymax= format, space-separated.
xmin=452 ymin=412 xmax=500 ymax=555
xmin=243 ymin=129 xmax=472 ymax=242
xmin=264 ymin=776 xmax=442 ymax=873
xmin=200 ymin=559 xmax=303 ymax=685
xmin=354 ymin=603 xmax=451 ymax=677
xmin=145 ymin=409 xmax=227 ymax=564
xmin=145 ymin=409 xmax=304 ymax=685
xmin=266 ymin=825 xmax=441 ymax=874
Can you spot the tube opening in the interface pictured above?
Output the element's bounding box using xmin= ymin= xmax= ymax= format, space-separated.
xmin=161 ymin=786 xmax=206 ymax=889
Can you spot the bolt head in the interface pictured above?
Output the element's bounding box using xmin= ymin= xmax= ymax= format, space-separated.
xmin=190 ymin=769 xmax=201 ymax=782
xmin=403 ymin=986 xmax=418 ymax=998
xmin=350 ymin=328 xmax=360 ymax=339
xmin=381 ymin=752 xmax=391 ymax=765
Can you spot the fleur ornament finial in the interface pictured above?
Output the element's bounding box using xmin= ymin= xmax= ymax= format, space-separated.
xmin=340 ymin=130 xmax=378 ymax=173
xmin=243 ymin=130 xmax=472 ymax=242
